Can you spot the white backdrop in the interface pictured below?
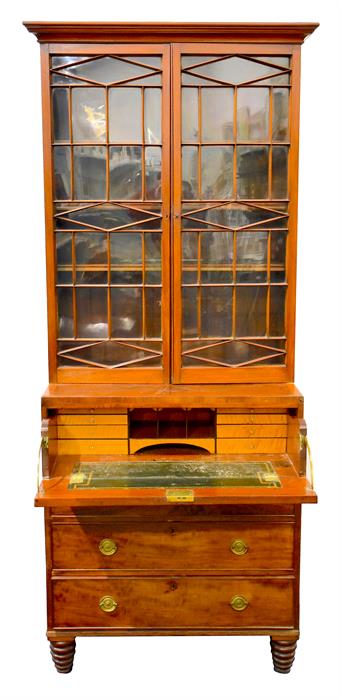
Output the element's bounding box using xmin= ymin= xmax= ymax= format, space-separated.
xmin=0 ymin=1 xmax=340 ymax=699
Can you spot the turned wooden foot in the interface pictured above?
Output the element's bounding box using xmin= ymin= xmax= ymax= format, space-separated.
xmin=270 ymin=637 xmax=297 ymax=674
xmin=50 ymin=639 xmax=76 ymax=673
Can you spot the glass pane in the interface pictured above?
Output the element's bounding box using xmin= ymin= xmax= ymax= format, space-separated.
xmin=182 ymin=286 xmax=198 ymax=337
xmin=182 ymin=232 xmax=198 ymax=284
xmin=182 ymin=74 xmax=223 ymax=87
xmin=236 ymin=231 xmax=268 ymax=283
xmin=270 ymin=286 xmax=286 ymax=336
xmin=56 ymin=232 xmax=72 ymax=284
xmin=202 ymin=88 xmax=234 ymax=142
xmin=201 ymin=231 xmax=233 ymax=283
xmin=236 ymin=287 xmax=267 ymax=336
xmin=111 ymin=288 xmax=142 ymax=338
xmin=74 ymin=146 xmax=106 ymax=199
xmin=54 ymin=146 xmax=71 ymax=199
xmin=145 ymin=287 xmax=162 ymax=338
xmin=58 ymin=340 xmax=160 ymax=368
xmin=77 ymin=288 xmax=108 ymax=338
xmin=72 ymin=88 xmax=106 ymax=142
xmin=57 ymin=203 xmax=161 ymax=231
xmin=270 ymin=231 xmax=286 ymax=282
xmin=64 ymin=56 xmax=153 ymax=84
xmin=189 ymin=56 xmax=286 ymax=85
xmin=182 ymin=202 xmax=288 ymax=230
xmin=52 ymin=56 xmax=88 ymax=68
xmin=110 ymin=232 xmax=142 ymax=284
xmin=126 ymin=75 xmax=161 ymax=87
xmin=75 ymin=232 xmax=107 ymax=284
xmin=201 ymin=146 xmax=233 ymax=199
xmin=272 ymin=146 xmax=288 ymax=199
xmin=182 ymin=56 xmax=216 ymax=69
xmin=109 ymin=146 xmax=142 ymax=200
xmin=57 ymin=288 xmax=74 ymax=338
xmin=257 ymin=57 xmax=290 ymax=69
xmin=182 ymin=146 xmax=198 ymax=199
xmin=237 ymin=146 xmax=269 ymax=199
xmin=201 ymin=287 xmax=232 ymax=337
xmin=52 ymin=88 xmax=69 ymax=142
xmin=145 ymin=146 xmax=162 ymax=200
xmin=145 ymin=232 xmax=161 ymax=284
xmin=182 ymin=88 xmax=198 ymax=142
xmin=144 ymin=89 xmax=161 ymax=144
xmin=273 ymin=88 xmax=289 ymax=141
xmin=237 ymin=88 xmax=269 ymax=141
xmin=109 ymin=88 xmax=142 ymax=143
xmin=126 ymin=56 xmax=161 ymax=69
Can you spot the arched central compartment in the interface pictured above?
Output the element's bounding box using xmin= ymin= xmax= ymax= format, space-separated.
xmin=129 ymin=408 xmax=216 ymax=454
xmin=134 ymin=443 xmax=211 ymax=455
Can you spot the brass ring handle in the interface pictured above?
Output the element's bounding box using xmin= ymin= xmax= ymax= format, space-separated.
xmin=99 ymin=538 xmax=118 ymax=556
xmin=230 ymin=539 xmax=248 ymax=556
xmin=230 ymin=594 xmax=248 ymax=612
xmin=99 ymin=596 xmax=118 ymax=613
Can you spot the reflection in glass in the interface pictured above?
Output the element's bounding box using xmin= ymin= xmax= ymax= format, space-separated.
xmin=63 ymin=56 xmax=154 ymax=84
xmin=201 ymin=231 xmax=233 ymax=283
xmin=237 ymin=146 xmax=269 ymax=199
xmin=72 ymin=88 xmax=106 ymax=142
xmin=270 ymin=231 xmax=286 ymax=282
xmin=236 ymin=286 xmax=267 ymax=336
xmin=236 ymin=231 xmax=268 ymax=283
xmin=56 ymin=232 xmax=72 ymax=283
xmin=144 ymin=89 xmax=161 ymax=144
xmin=75 ymin=232 xmax=107 ymax=284
xmin=111 ymin=287 xmax=142 ymax=338
xmin=110 ymin=232 xmax=142 ymax=284
xmin=182 ymin=231 xmax=198 ymax=284
xmin=182 ymin=146 xmax=198 ymax=199
xmin=126 ymin=56 xmax=161 ymax=69
xmin=54 ymin=146 xmax=71 ymax=199
xmin=201 ymin=287 xmax=232 ymax=337
xmin=145 ymin=288 xmax=162 ymax=338
xmin=273 ymin=88 xmax=289 ymax=141
xmin=182 ymin=202 xmax=287 ymax=230
xmin=237 ymin=88 xmax=269 ymax=141
xmin=186 ymin=56 xmax=287 ymax=85
xmin=145 ymin=146 xmax=162 ymax=199
xmin=74 ymin=146 xmax=106 ymax=199
xmin=201 ymin=146 xmax=233 ymax=199
xmin=109 ymin=146 xmax=142 ymax=199
xmin=272 ymin=146 xmax=288 ymax=199
xmin=77 ymin=288 xmax=108 ymax=338
xmin=182 ymin=89 xmax=198 ymax=142
xmin=270 ymin=286 xmax=286 ymax=336
xmin=57 ymin=288 xmax=74 ymax=338
xmin=109 ymin=88 xmax=141 ymax=143
xmin=56 ymin=203 xmax=161 ymax=231
xmin=202 ymin=88 xmax=234 ymax=142
xmin=182 ymin=286 xmax=198 ymax=337
xmin=145 ymin=232 xmax=161 ymax=284
xmin=52 ymin=88 xmax=69 ymax=142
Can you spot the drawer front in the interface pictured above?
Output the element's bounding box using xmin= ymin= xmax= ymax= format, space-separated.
xmin=51 ymin=522 xmax=294 ymax=571
xmin=52 ymin=577 xmax=295 ymax=629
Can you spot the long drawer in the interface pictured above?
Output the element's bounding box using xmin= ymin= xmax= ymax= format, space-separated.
xmin=52 ymin=576 xmax=295 ymax=629
xmin=51 ymin=521 xmax=294 ymax=571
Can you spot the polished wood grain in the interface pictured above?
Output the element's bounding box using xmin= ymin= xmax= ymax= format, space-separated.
xmin=270 ymin=637 xmax=298 ymax=673
xmin=50 ymin=639 xmax=76 ymax=673
xmin=52 ymin=576 xmax=295 ymax=629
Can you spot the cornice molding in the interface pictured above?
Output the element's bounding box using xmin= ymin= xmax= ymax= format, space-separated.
xmin=23 ymin=22 xmax=319 ymax=45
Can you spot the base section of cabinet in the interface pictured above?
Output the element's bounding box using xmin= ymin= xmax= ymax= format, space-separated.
xmin=51 ymin=576 xmax=295 ymax=630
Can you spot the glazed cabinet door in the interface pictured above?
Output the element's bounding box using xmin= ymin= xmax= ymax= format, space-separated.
xmin=45 ymin=44 xmax=170 ymax=382
xmin=172 ymin=44 xmax=299 ymax=383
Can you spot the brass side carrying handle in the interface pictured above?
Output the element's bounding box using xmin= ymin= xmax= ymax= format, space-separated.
xmin=230 ymin=539 xmax=248 ymax=556
xmin=99 ymin=596 xmax=118 ymax=613
xmin=99 ymin=538 xmax=118 ymax=556
xmin=230 ymin=594 xmax=249 ymax=612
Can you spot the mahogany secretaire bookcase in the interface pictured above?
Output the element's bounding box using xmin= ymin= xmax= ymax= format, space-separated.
xmin=24 ymin=21 xmax=318 ymax=675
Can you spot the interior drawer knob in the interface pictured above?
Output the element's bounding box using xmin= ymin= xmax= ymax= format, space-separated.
xmin=230 ymin=539 xmax=248 ymax=556
xmin=99 ymin=538 xmax=118 ymax=556
xmin=230 ymin=594 xmax=249 ymax=612
xmin=99 ymin=596 xmax=118 ymax=613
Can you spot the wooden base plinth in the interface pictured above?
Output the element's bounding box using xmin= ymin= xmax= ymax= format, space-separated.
xmin=270 ymin=637 xmax=297 ymax=673
xmin=50 ymin=640 xmax=76 ymax=673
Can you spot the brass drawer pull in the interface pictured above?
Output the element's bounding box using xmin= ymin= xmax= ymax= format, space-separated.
xmin=99 ymin=596 xmax=118 ymax=613
xmin=230 ymin=594 xmax=248 ymax=612
xmin=99 ymin=538 xmax=118 ymax=556
xmin=230 ymin=539 xmax=248 ymax=556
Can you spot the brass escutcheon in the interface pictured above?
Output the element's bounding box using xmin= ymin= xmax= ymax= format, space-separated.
xmin=99 ymin=538 xmax=118 ymax=556
xmin=230 ymin=539 xmax=248 ymax=556
xmin=230 ymin=594 xmax=248 ymax=612
xmin=99 ymin=595 xmax=118 ymax=613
